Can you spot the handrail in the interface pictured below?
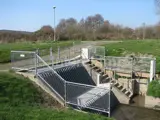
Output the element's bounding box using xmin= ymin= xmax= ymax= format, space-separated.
xmin=11 ymin=50 xmax=36 ymax=54
xmin=36 ymin=54 xmax=66 ymax=83
xmin=66 ymin=81 xmax=110 ymax=90
xmin=37 ymin=73 xmax=64 ymax=101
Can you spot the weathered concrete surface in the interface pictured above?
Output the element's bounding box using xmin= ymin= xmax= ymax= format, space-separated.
xmin=145 ymin=95 xmax=160 ymax=109
xmin=135 ymin=79 xmax=148 ymax=95
xmin=112 ymin=86 xmax=130 ymax=104
xmin=83 ymin=63 xmax=100 ymax=85
xmin=16 ymin=72 xmax=65 ymax=106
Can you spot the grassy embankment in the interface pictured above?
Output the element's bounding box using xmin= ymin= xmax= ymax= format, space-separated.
xmin=0 ymin=72 xmax=112 ymax=120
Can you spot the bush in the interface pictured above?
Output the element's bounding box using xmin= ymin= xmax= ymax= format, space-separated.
xmin=147 ymin=80 xmax=160 ymax=98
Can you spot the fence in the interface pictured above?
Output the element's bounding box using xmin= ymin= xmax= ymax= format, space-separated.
xmin=89 ymin=46 xmax=105 ymax=60
xmin=35 ymin=54 xmax=110 ymax=116
xmin=66 ymin=81 xmax=110 ymax=114
xmin=104 ymin=56 xmax=155 ymax=73
xmin=11 ymin=45 xmax=82 ymax=71
xmin=11 ymin=51 xmax=36 ymax=71
xmin=11 ymin=50 xmax=111 ymax=116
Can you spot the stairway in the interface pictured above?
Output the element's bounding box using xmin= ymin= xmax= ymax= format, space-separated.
xmin=113 ymin=82 xmax=133 ymax=98
xmin=85 ymin=61 xmax=111 ymax=84
xmin=85 ymin=61 xmax=133 ymax=99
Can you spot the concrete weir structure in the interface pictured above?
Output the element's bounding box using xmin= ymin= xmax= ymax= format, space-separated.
xmin=11 ymin=46 xmax=156 ymax=117
xmin=37 ymin=61 xmax=119 ymax=115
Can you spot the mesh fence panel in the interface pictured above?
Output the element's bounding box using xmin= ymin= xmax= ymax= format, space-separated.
xmin=105 ymin=56 xmax=132 ymax=73
xmin=89 ymin=46 xmax=105 ymax=60
xmin=132 ymin=57 xmax=155 ymax=73
xmin=39 ymin=48 xmax=51 ymax=64
xmin=36 ymin=55 xmax=65 ymax=101
xmin=105 ymin=56 xmax=155 ymax=73
xmin=11 ymin=51 xmax=36 ymax=71
xmin=66 ymin=82 xmax=110 ymax=113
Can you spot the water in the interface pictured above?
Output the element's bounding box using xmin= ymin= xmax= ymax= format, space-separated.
xmin=112 ymin=95 xmax=160 ymax=120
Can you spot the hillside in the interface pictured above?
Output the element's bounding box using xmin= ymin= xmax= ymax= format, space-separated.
xmin=0 ymin=72 xmax=112 ymax=120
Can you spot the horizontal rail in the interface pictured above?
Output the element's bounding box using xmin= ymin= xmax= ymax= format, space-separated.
xmin=66 ymin=81 xmax=110 ymax=90
xmin=105 ymin=56 xmax=156 ymax=60
xmin=11 ymin=50 xmax=36 ymax=54
xmin=36 ymin=54 xmax=66 ymax=83
xmin=66 ymin=102 xmax=109 ymax=113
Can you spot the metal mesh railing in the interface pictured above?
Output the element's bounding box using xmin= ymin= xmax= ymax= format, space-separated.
xmin=132 ymin=57 xmax=155 ymax=73
xmin=36 ymin=55 xmax=66 ymax=101
xmin=105 ymin=56 xmax=133 ymax=73
xmin=66 ymin=81 xmax=110 ymax=113
xmin=89 ymin=46 xmax=105 ymax=60
xmin=36 ymin=54 xmax=110 ymax=114
xmin=105 ymin=56 xmax=155 ymax=73
xmin=11 ymin=51 xmax=36 ymax=71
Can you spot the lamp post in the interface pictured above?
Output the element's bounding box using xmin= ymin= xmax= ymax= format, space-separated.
xmin=53 ymin=6 xmax=56 ymax=41
xmin=143 ymin=22 xmax=145 ymax=40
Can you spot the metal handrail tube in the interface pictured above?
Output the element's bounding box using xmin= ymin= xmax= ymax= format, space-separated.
xmin=36 ymin=54 xmax=66 ymax=83
xmin=37 ymin=73 xmax=65 ymax=102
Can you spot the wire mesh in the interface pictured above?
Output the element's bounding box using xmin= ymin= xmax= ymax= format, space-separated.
xmin=132 ymin=57 xmax=155 ymax=73
xmin=66 ymin=81 xmax=110 ymax=113
xmin=11 ymin=51 xmax=36 ymax=71
xmin=105 ymin=56 xmax=133 ymax=73
xmin=105 ymin=56 xmax=154 ymax=73
xmin=36 ymin=55 xmax=65 ymax=101
xmin=89 ymin=46 xmax=105 ymax=60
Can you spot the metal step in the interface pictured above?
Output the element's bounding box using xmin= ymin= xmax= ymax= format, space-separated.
xmin=126 ymin=91 xmax=131 ymax=97
xmin=114 ymin=82 xmax=119 ymax=87
xmin=117 ymin=85 xmax=123 ymax=90
xmin=99 ymin=71 xmax=105 ymax=75
xmin=121 ymin=88 xmax=126 ymax=92
xmin=96 ymin=69 xmax=101 ymax=72
xmin=129 ymin=93 xmax=133 ymax=98
xmin=125 ymin=91 xmax=129 ymax=95
xmin=100 ymin=77 xmax=110 ymax=83
xmin=92 ymin=66 xmax=97 ymax=69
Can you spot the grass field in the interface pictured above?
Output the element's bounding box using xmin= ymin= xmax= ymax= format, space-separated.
xmin=0 ymin=41 xmax=80 ymax=63
xmin=104 ymin=40 xmax=160 ymax=73
xmin=105 ymin=40 xmax=160 ymax=57
xmin=0 ymin=72 xmax=112 ymax=120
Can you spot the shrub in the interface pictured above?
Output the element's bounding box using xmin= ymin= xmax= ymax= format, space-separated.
xmin=147 ymin=80 xmax=160 ymax=98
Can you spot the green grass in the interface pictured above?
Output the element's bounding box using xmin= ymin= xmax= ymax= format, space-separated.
xmin=147 ymin=80 xmax=160 ymax=98
xmin=0 ymin=72 xmax=112 ymax=120
xmin=105 ymin=40 xmax=160 ymax=57
xmin=104 ymin=40 xmax=160 ymax=73
xmin=0 ymin=41 xmax=80 ymax=63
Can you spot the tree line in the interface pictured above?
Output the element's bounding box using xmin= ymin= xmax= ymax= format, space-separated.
xmin=1 ymin=14 xmax=160 ymax=43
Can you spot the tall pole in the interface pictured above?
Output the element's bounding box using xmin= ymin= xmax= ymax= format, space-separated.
xmin=143 ymin=22 xmax=145 ymax=40
xmin=53 ymin=6 xmax=56 ymax=41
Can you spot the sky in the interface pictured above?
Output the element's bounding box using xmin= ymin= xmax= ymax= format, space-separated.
xmin=0 ymin=0 xmax=159 ymax=32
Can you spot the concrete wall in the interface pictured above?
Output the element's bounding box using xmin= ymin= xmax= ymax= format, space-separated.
xmin=90 ymin=60 xmax=149 ymax=95
xmin=83 ymin=63 xmax=100 ymax=86
xmin=112 ymin=86 xmax=130 ymax=104
xmin=135 ymin=79 xmax=148 ymax=95
xmin=118 ymin=78 xmax=131 ymax=91
xmin=145 ymin=95 xmax=160 ymax=109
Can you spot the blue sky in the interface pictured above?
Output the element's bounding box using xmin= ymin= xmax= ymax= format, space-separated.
xmin=0 ymin=0 xmax=159 ymax=31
